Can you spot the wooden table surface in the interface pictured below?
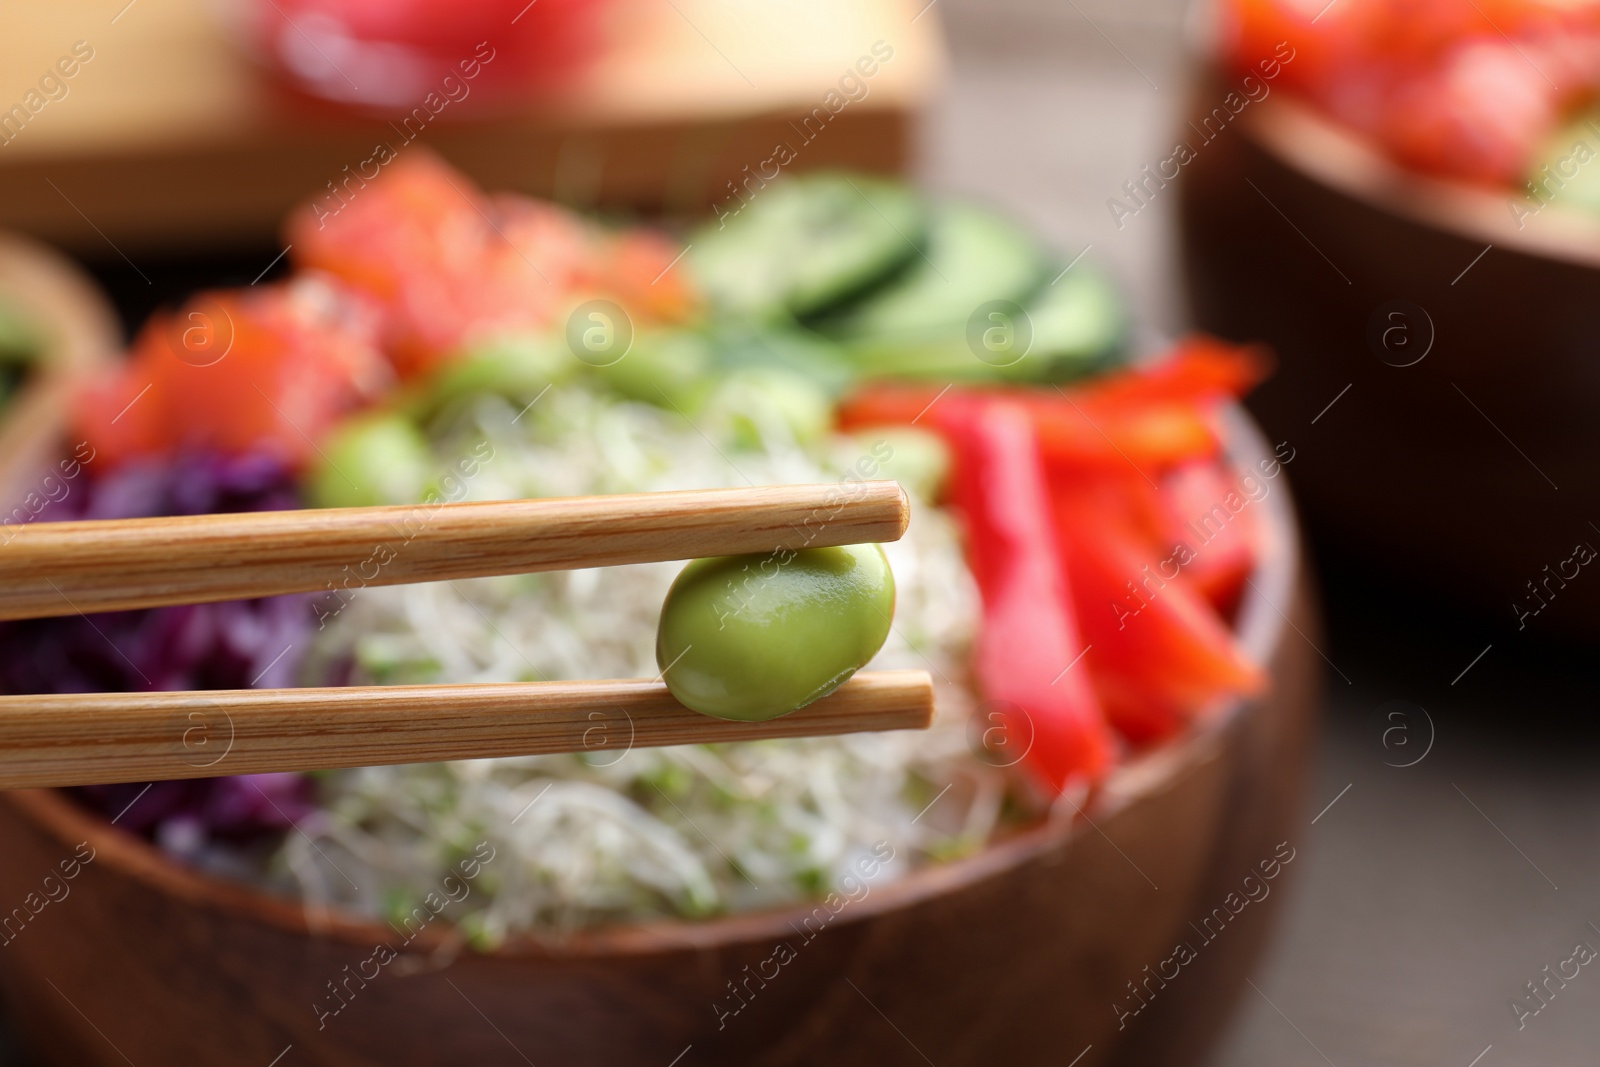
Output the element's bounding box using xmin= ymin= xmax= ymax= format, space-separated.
xmin=0 ymin=0 xmax=942 ymax=252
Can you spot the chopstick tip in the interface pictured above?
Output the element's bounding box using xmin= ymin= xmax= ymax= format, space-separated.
xmin=883 ymin=479 xmax=911 ymax=542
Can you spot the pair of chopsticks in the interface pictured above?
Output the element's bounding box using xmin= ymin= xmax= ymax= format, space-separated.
xmin=0 ymin=481 xmax=932 ymax=789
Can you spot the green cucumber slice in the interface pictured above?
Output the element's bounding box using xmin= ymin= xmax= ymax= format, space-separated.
xmin=841 ymin=258 xmax=1126 ymax=383
xmin=814 ymin=201 xmax=1047 ymax=338
xmin=687 ymin=173 xmax=926 ymax=322
xmin=1024 ymin=260 xmax=1126 ymax=374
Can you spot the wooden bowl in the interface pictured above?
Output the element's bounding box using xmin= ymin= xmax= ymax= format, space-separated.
xmin=1176 ymin=68 xmax=1600 ymax=641
xmin=0 ymin=406 xmax=1318 ymax=1067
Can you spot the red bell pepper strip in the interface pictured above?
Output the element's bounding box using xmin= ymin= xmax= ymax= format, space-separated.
xmin=838 ymin=384 xmax=1221 ymax=472
xmin=836 ymin=336 xmax=1265 ymax=474
xmin=835 ymin=338 xmax=1271 ymax=752
xmin=1067 ymin=336 xmax=1270 ymax=411
xmin=1031 ymin=399 xmax=1221 ymax=471
xmin=942 ymin=399 xmax=1116 ymax=792
xmin=1158 ymin=460 xmax=1262 ymax=618
xmin=1054 ymin=485 xmax=1265 ymax=746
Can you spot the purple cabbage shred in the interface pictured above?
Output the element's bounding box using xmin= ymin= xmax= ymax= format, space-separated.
xmin=0 ymin=452 xmax=320 ymax=856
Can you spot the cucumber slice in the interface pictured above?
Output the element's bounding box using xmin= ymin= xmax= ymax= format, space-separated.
xmin=841 ymin=258 xmax=1126 ymax=383
xmin=1024 ymin=260 xmax=1126 ymax=375
xmin=687 ymin=173 xmax=926 ymax=322
xmin=309 ymin=415 xmax=437 ymax=509
xmin=815 ymin=201 xmax=1047 ymax=338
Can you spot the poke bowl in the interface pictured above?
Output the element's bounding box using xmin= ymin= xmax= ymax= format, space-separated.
xmin=0 ymin=157 xmax=1318 ymax=1066
xmin=1177 ymin=0 xmax=1600 ymax=640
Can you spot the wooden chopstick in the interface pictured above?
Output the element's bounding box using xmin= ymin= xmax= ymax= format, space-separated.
xmin=0 ymin=670 xmax=934 ymax=789
xmin=0 ymin=481 xmax=908 ymax=622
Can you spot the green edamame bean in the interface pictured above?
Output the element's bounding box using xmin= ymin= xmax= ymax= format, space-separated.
xmin=656 ymin=543 xmax=895 ymax=721
xmin=309 ymin=414 xmax=435 ymax=509
xmin=417 ymin=333 xmax=569 ymax=415
xmin=593 ymin=328 xmax=713 ymax=412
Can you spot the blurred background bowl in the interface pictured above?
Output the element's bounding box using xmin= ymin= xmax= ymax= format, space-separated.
xmin=0 ymin=0 xmax=939 ymax=258
xmin=0 ymin=394 xmax=1319 ymax=1066
xmin=1177 ymin=67 xmax=1600 ymax=643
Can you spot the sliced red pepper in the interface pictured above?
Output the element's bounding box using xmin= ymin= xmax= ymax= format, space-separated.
xmin=1158 ymin=460 xmax=1262 ymax=618
xmin=942 ymin=400 xmax=1116 ymax=792
xmin=836 ymin=339 xmax=1271 ymax=753
xmin=1068 ymin=336 xmax=1270 ymax=411
xmin=838 ymin=384 xmax=1220 ymax=472
xmin=1035 ymin=399 xmax=1221 ymax=471
xmin=836 ymin=336 xmax=1265 ymax=474
xmin=835 ymin=381 xmax=961 ymax=429
xmin=1041 ymin=465 xmax=1170 ymax=558
xmin=1054 ymin=485 xmax=1265 ymax=747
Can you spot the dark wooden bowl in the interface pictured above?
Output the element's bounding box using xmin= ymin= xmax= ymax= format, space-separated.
xmin=1177 ymin=68 xmax=1600 ymax=641
xmin=0 ymin=404 xmax=1318 ymax=1067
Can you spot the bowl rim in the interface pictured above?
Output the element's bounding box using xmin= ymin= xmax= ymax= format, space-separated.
xmin=1226 ymin=79 xmax=1600 ymax=269
xmin=0 ymin=231 xmax=122 ymax=512
xmin=3 ymin=406 xmax=1302 ymax=960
